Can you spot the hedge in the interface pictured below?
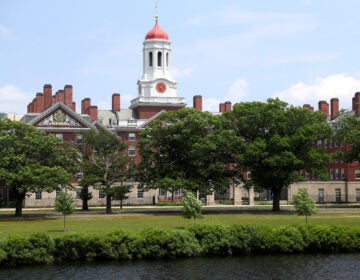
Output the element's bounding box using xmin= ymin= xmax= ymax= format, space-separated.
xmin=1 ymin=225 xmax=360 ymax=265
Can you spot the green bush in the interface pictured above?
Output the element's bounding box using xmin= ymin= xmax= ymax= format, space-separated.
xmin=4 ymin=233 xmax=54 ymax=264
xmin=131 ymin=228 xmax=201 ymax=259
xmin=54 ymin=234 xmax=87 ymax=260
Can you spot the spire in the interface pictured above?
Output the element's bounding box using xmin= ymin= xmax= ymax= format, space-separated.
xmin=155 ymin=0 xmax=159 ymax=22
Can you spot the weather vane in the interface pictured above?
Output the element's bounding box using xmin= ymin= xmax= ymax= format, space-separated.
xmin=155 ymin=0 xmax=159 ymax=21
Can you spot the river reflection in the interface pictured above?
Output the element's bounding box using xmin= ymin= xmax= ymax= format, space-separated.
xmin=1 ymin=254 xmax=360 ymax=280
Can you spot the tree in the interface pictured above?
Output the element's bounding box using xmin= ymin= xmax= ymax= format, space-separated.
xmin=333 ymin=114 xmax=360 ymax=162
xmin=293 ymin=188 xmax=316 ymax=224
xmin=137 ymin=108 xmax=241 ymax=197
xmin=55 ymin=192 xmax=75 ymax=231
xmin=0 ymin=119 xmax=71 ymax=216
xmin=81 ymin=127 xmax=130 ymax=214
xmin=181 ymin=191 xmax=203 ymax=220
xmin=110 ymin=184 xmax=132 ymax=209
xmin=226 ymin=98 xmax=332 ymax=211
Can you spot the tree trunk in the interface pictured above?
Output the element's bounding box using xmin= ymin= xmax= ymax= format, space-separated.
xmin=82 ymin=187 xmax=89 ymax=211
xmin=272 ymin=188 xmax=282 ymax=212
xmin=120 ymin=199 xmax=123 ymax=209
xmin=106 ymin=194 xmax=112 ymax=214
xmin=15 ymin=191 xmax=25 ymax=217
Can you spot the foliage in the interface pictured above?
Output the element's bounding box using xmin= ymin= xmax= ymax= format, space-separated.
xmin=80 ymin=127 xmax=130 ymax=213
xmin=55 ymin=192 xmax=75 ymax=231
xmin=110 ymin=184 xmax=132 ymax=209
xmin=137 ymin=108 xmax=241 ymax=195
xmin=334 ymin=114 xmax=360 ymax=162
xmin=181 ymin=191 xmax=203 ymax=220
xmin=3 ymin=225 xmax=360 ymax=266
xmin=293 ymin=188 xmax=317 ymax=223
xmin=0 ymin=119 xmax=72 ymax=216
xmin=226 ymin=98 xmax=332 ymax=211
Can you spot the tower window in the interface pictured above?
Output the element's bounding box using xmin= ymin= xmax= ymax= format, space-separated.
xmin=166 ymin=52 xmax=169 ymax=67
xmin=149 ymin=52 xmax=153 ymax=67
xmin=157 ymin=51 xmax=162 ymax=67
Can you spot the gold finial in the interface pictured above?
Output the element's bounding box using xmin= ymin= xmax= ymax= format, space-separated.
xmin=155 ymin=0 xmax=159 ymax=22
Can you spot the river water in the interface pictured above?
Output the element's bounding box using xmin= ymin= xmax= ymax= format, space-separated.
xmin=1 ymin=254 xmax=360 ymax=280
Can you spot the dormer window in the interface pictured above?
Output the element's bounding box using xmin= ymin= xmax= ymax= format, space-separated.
xmin=110 ymin=118 xmax=117 ymax=126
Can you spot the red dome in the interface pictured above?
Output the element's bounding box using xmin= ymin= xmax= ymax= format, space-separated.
xmin=145 ymin=20 xmax=169 ymax=40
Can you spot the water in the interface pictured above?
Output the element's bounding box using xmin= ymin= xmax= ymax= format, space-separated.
xmin=1 ymin=254 xmax=360 ymax=280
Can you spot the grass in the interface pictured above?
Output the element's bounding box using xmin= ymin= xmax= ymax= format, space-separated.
xmin=1 ymin=206 xmax=360 ymax=239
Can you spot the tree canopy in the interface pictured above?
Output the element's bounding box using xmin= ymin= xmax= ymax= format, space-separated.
xmin=81 ymin=127 xmax=130 ymax=213
xmin=226 ymin=98 xmax=332 ymax=211
xmin=293 ymin=188 xmax=316 ymax=224
xmin=137 ymin=108 xmax=241 ymax=197
xmin=0 ymin=119 xmax=71 ymax=216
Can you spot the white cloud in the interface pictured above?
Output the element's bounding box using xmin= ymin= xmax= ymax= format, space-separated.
xmin=275 ymin=74 xmax=360 ymax=110
xmin=203 ymin=78 xmax=249 ymax=112
xmin=0 ymin=85 xmax=32 ymax=115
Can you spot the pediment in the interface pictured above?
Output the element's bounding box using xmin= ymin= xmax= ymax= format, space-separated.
xmin=28 ymin=102 xmax=93 ymax=129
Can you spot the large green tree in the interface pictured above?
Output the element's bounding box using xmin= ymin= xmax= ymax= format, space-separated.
xmin=137 ymin=108 xmax=241 ymax=197
xmin=226 ymin=98 xmax=332 ymax=211
xmin=81 ymin=127 xmax=130 ymax=214
xmin=0 ymin=119 xmax=71 ymax=216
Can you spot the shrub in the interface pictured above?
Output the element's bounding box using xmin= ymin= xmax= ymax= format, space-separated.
xmin=131 ymin=228 xmax=201 ymax=259
xmin=54 ymin=234 xmax=87 ymax=260
xmin=5 ymin=233 xmax=54 ymax=264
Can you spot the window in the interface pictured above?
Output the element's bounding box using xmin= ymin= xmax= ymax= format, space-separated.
xmin=317 ymin=140 xmax=322 ymax=148
xmin=356 ymin=189 xmax=360 ymax=202
xmin=99 ymin=189 xmax=105 ymax=199
xmin=35 ymin=192 xmax=42 ymax=200
xmin=166 ymin=52 xmax=169 ymax=67
xmin=335 ymin=188 xmax=341 ymax=202
xmin=149 ymin=51 xmax=153 ymax=67
xmin=174 ymin=188 xmax=182 ymax=197
xmin=75 ymin=134 xmax=83 ymax=143
xmin=341 ymin=168 xmax=345 ymax=179
xmin=127 ymin=119 xmax=137 ymax=126
xmin=55 ymin=133 xmax=63 ymax=142
xmin=76 ymin=188 xmax=81 ymax=200
xmin=355 ymin=170 xmax=360 ymax=179
xmin=98 ymin=117 xmax=103 ymax=124
xmin=318 ymin=188 xmax=324 ymax=203
xmin=128 ymin=146 xmax=136 ymax=157
xmin=75 ymin=172 xmax=83 ymax=180
xmin=137 ymin=187 xmax=144 ymax=198
xmin=129 ymin=133 xmax=136 ymax=141
xmin=56 ymin=190 xmax=61 ymax=197
xmin=159 ymin=188 xmax=167 ymax=197
xmin=110 ymin=118 xmax=117 ymax=126
xmin=157 ymin=51 xmax=162 ymax=67
xmin=335 ymin=169 xmax=339 ymax=180
xmin=330 ymin=169 xmax=333 ymax=180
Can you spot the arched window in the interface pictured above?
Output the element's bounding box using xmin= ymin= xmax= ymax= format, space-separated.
xmin=166 ymin=52 xmax=169 ymax=67
xmin=157 ymin=51 xmax=162 ymax=67
xmin=149 ymin=52 xmax=153 ymax=67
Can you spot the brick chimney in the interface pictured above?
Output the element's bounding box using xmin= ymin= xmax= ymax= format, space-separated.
xmin=112 ymin=93 xmax=120 ymax=112
xmin=354 ymin=92 xmax=360 ymax=116
xmin=318 ymin=101 xmax=329 ymax=117
xmin=330 ymin=98 xmax=339 ymax=120
xmin=81 ymin=98 xmax=91 ymax=114
xmin=44 ymin=84 xmax=52 ymax=110
xmin=303 ymin=104 xmax=314 ymax=112
xmin=88 ymin=106 xmax=98 ymax=122
xmin=56 ymin=90 xmax=65 ymax=103
xmin=224 ymin=101 xmax=232 ymax=112
xmin=70 ymin=101 xmax=76 ymax=112
xmin=64 ymin=85 xmax=73 ymax=108
xmin=219 ymin=103 xmax=225 ymax=113
xmin=36 ymin=93 xmax=44 ymax=113
xmin=193 ymin=95 xmax=202 ymax=111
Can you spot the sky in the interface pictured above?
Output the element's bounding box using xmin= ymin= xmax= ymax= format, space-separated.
xmin=1 ymin=0 xmax=360 ymax=115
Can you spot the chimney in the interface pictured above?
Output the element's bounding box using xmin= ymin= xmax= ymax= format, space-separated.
xmin=70 ymin=101 xmax=76 ymax=112
xmin=64 ymin=85 xmax=73 ymax=107
xmin=55 ymin=90 xmax=65 ymax=103
xmin=219 ymin=103 xmax=225 ymax=113
xmin=88 ymin=106 xmax=98 ymax=122
xmin=354 ymin=92 xmax=360 ymax=116
xmin=52 ymin=96 xmax=56 ymax=105
xmin=81 ymin=98 xmax=91 ymax=114
xmin=27 ymin=103 xmax=32 ymax=113
xmin=32 ymin=98 xmax=37 ymax=113
xmin=193 ymin=95 xmax=202 ymax=111
xmin=330 ymin=98 xmax=339 ymax=120
xmin=44 ymin=84 xmax=52 ymax=110
xmin=36 ymin=93 xmax=44 ymax=113
xmin=112 ymin=93 xmax=120 ymax=112
xmin=224 ymin=101 xmax=232 ymax=112
xmin=318 ymin=101 xmax=329 ymax=117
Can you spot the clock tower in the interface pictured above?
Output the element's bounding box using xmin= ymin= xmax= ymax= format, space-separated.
xmin=130 ymin=9 xmax=185 ymax=119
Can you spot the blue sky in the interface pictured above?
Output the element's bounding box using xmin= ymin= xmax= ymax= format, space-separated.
xmin=1 ymin=0 xmax=360 ymax=115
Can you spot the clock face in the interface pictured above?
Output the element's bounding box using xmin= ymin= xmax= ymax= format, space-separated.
xmin=156 ymin=82 xmax=166 ymax=93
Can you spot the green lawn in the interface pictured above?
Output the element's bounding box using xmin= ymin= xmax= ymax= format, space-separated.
xmin=1 ymin=207 xmax=360 ymax=239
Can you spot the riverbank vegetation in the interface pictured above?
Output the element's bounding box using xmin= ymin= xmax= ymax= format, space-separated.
xmin=1 ymin=223 xmax=360 ymax=266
